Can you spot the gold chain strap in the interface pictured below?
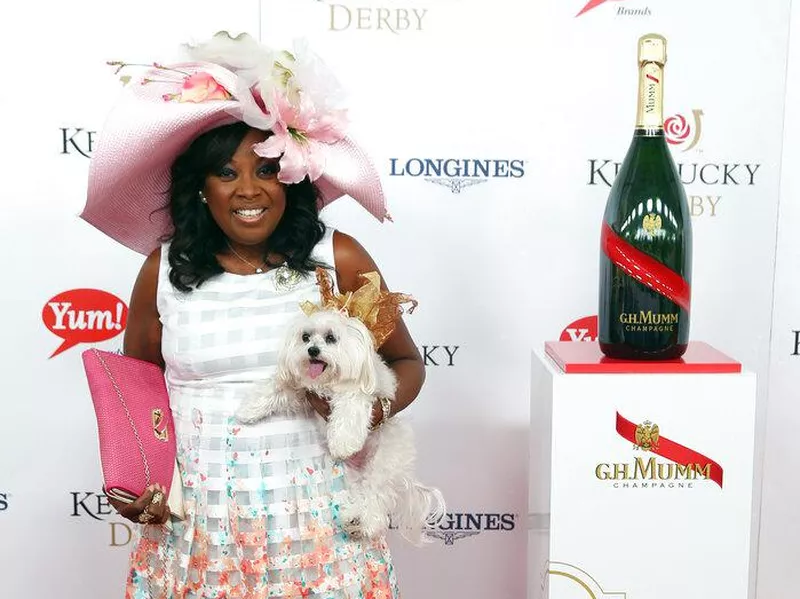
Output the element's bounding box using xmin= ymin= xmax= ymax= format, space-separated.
xmin=92 ymin=348 xmax=152 ymax=488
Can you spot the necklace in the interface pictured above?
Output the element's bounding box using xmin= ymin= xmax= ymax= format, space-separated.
xmin=226 ymin=241 xmax=269 ymax=273
xmin=274 ymin=264 xmax=302 ymax=291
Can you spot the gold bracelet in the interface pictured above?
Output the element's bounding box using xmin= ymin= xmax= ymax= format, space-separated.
xmin=371 ymin=397 xmax=392 ymax=430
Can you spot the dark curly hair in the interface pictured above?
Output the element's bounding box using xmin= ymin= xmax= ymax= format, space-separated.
xmin=161 ymin=121 xmax=327 ymax=292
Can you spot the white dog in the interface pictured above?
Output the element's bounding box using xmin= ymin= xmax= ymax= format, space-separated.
xmin=236 ymin=309 xmax=445 ymax=545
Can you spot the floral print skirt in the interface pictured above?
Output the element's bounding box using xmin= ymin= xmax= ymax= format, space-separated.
xmin=124 ymin=392 xmax=399 ymax=599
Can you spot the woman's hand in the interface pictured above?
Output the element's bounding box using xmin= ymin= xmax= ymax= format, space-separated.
xmin=108 ymin=484 xmax=171 ymax=526
xmin=306 ymin=391 xmax=331 ymax=421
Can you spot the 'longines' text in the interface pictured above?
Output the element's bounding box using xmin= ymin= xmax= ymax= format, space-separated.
xmin=390 ymin=158 xmax=525 ymax=178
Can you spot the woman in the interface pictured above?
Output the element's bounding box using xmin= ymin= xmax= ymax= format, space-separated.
xmin=83 ymin=33 xmax=424 ymax=598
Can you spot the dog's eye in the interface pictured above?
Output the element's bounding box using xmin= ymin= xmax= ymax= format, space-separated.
xmin=325 ymin=333 xmax=337 ymax=344
xmin=301 ymin=332 xmax=310 ymax=343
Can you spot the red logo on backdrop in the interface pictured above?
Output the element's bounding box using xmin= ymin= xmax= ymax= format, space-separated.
xmin=664 ymin=109 xmax=704 ymax=151
xmin=560 ymin=315 xmax=598 ymax=342
xmin=42 ymin=289 xmax=128 ymax=358
xmin=616 ymin=412 xmax=724 ymax=488
xmin=576 ymin=0 xmax=622 ymax=16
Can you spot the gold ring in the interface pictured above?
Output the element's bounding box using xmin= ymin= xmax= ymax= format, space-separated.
xmin=151 ymin=491 xmax=164 ymax=506
xmin=138 ymin=510 xmax=155 ymax=524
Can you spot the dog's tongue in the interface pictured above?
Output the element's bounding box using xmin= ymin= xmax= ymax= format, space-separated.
xmin=308 ymin=361 xmax=326 ymax=380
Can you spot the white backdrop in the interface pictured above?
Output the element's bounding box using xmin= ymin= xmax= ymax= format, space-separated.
xmin=756 ymin=3 xmax=800 ymax=597
xmin=0 ymin=0 xmax=798 ymax=597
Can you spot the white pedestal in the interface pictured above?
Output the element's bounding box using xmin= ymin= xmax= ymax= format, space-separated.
xmin=528 ymin=342 xmax=757 ymax=599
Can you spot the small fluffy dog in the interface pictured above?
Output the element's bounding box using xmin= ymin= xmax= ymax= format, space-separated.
xmin=236 ymin=308 xmax=445 ymax=545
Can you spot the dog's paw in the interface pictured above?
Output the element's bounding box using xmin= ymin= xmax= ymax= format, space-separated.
xmin=234 ymin=397 xmax=270 ymax=424
xmin=327 ymin=429 xmax=369 ymax=460
xmin=342 ymin=515 xmax=364 ymax=539
xmin=339 ymin=497 xmax=366 ymax=538
xmin=358 ymin=509 xmax=390 ymax=540
xmin=340 ymin=493 xmax=390 ymax=541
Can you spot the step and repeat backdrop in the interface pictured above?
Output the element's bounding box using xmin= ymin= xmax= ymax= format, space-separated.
xmin=757 ymin=5 xmax=800 ymax=599
xmin=0 ymin=0 xmax=798 ymax=597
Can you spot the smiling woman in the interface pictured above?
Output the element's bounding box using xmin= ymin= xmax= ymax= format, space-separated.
xmin=203 ymin=130 xmax=286 ymax=250
xmin=81 ymin=31 xmax=426 ymax=599
xmin=166 ymin=122 xmax=326 ymax=292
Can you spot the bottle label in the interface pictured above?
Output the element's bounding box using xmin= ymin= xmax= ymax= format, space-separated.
xmin=601 ymin=222 xmax=691 ymax=312
xmin=619 ymin=310 xmax=679 ymax=332
xmin=636 ymin=62 xmax=664 ymax=129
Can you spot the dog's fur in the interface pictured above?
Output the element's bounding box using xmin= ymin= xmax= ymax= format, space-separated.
xmin=236 ymin=309 xmax=445 ymax=545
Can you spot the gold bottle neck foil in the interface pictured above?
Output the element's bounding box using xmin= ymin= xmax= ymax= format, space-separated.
xmin=635 ymin=34 xmax=667 ymax=130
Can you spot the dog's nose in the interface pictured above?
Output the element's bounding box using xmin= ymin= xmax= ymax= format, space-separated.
xmin=308 ymin=346 xmax=320 ymax=358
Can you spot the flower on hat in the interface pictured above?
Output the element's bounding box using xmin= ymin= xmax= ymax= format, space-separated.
xmin=186 ymin=32 xmax=349 ymax=184
xmin=106 ymin=61 xmax=233 ymax=104
xmin=108 ymin=32 xmax=351 ymax=186
xmin=252 ymin=86 xmax=348 ymax=184
xmin=165 ymin=72 xmax=233 ymax=103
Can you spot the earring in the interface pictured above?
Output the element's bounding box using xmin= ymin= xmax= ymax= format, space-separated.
xmin=198 ymin=191 xmax=208 ymax=204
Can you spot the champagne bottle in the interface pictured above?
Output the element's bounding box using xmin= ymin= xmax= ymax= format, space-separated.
xmin=598 ymin=34 xmax=693 ymax=360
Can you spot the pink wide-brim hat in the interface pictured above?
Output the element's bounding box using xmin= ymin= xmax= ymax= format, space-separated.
xmin=81 ymin=62 xmax=388 ymax=256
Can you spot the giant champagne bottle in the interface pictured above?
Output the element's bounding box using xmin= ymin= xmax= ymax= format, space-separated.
xmin=598 ymin=34 xmax=692 ymax=360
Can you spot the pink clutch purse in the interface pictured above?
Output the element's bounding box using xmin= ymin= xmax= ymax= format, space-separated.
xmin=82 ymin=348 xmax=183 ymax=518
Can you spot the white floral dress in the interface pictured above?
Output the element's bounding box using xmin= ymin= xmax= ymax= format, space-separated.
xmin=124 ymin=229 xmax=399 ymax=599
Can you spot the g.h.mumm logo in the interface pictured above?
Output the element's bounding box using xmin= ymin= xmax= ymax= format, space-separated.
xmin=389 ymin=157 xmax=525 ymax=193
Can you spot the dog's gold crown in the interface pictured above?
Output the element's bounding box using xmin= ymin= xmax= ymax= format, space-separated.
xmin=299 ymin=267 xmax=417 ymax=348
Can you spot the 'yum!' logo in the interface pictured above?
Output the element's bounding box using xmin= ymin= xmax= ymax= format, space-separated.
xmin=560 ymin=316 xmax=598 ymax=343
xmin=42 ymin=289 xmax=128 ymax=357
